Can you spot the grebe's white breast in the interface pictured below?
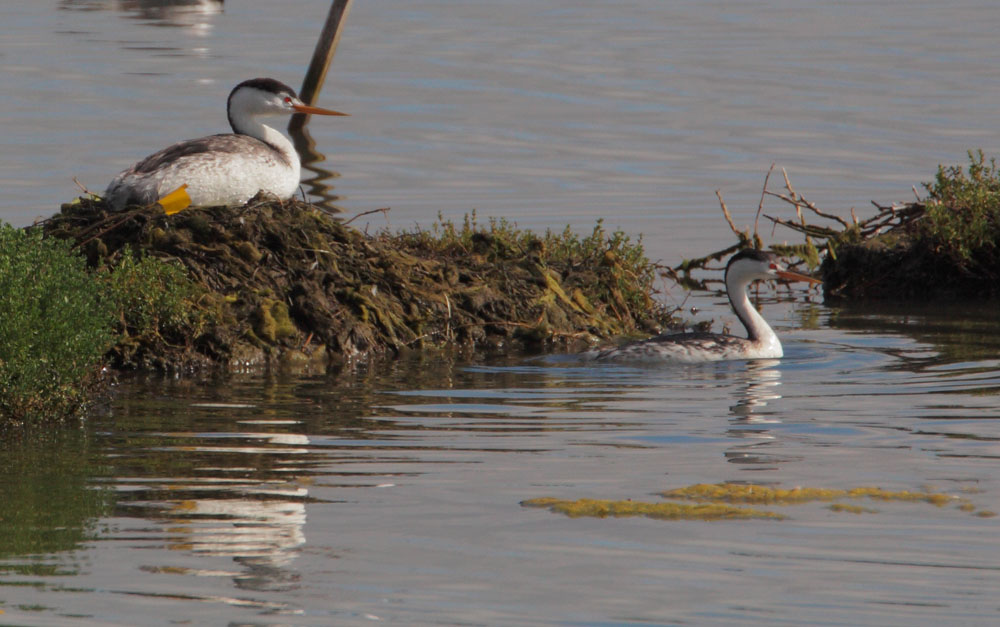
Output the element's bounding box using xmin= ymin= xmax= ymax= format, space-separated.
xmin=104 ymin=78 xmax=347 ymax=211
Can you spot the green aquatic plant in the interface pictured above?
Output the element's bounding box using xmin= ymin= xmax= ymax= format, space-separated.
xmin=0 ymin=221 xmax=213 ymax=420
xmin=106 ymin=248 xmax=209 ymax=368
xmin=108 ymin=248 xmax=199 ymax=335
xmin=0 ymin=224 xmax=114 ymax=424
xmin=920 ymin=150 xmax=1000 ymax=265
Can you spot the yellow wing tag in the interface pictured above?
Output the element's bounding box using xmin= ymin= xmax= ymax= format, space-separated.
xmin=157 ymin=184 xmax=191 ymax=215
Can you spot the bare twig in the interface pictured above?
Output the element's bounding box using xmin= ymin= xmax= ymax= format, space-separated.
xmin=72 ymin=177 xmax=95 ymax=196
xmin=716 ymin=190 xmax=741 ymax=237
xmin=72 ymin=208 xmax=153 ymax=250
xmin=671 ymin=190 xmax=752 ymax=277
xmin=773 ymin=169 xmax=851 ymax=228
xmin=763 ymin=214 xmax=840 ymax=238
xmin=671 ymin=242 xmax=742 ymax=275
xmin=343 ymin=206 xmax=391 ymax=226
xmin=754 ymin=163 xmax=776 ymax=243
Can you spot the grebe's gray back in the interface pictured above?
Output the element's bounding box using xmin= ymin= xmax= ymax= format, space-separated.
xmin=104 ymin=78 xmax=347 ymax=210
xmin=593 ymin=249 xmax=821 ymax=362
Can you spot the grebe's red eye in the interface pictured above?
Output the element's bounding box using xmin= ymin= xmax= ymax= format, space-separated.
xmin=284 ymin=96 xmax=292 ymax=104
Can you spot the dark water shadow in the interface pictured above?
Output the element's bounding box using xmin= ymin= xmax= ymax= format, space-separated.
xmin=0 ymin=428 xmax=115 ymax=574
xmin=828 ymin=301 xmax=1000 ymax=370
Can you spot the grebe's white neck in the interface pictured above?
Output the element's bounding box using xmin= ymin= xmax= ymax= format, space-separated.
xmin=726 ymin=270 xmax=782 ymax=357
xmin=226 ymin=89 xmax=300 ymax=172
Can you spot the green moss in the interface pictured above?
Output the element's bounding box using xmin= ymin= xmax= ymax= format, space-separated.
xmin=269 ymin=299 xmax=296 ymax=339
xmin=105 ymin=248 xmax=212 ymax=369
xmin=253 ymin=301 xmax=278 ymax=343
xmin=252 ymin=297 xmax=298 ymax=344
xmin=234 ymin=240 xmax=263 ymax=263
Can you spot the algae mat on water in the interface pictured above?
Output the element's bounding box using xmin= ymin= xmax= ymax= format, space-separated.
xmin=41 ymin=196 xmax=677 ymax=371
xmin=521 ymin=482 xmax=996 ymax=522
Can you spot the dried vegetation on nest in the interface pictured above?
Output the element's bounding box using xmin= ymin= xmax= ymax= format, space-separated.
xmin=40 ymin=195 xmax=677 ymax=371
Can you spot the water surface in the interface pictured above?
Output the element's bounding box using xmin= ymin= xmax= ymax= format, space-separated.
xmin=1 ymin=298 xmax=999 ymax=625
xmin=5 ymin=1 xmax=1000 ymax=262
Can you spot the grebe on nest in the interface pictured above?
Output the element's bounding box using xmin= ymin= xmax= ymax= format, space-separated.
xmin=105 ymin=78 xmax=347 ymax=210
xmin=593 ymin=249 xmax=821 ymax=362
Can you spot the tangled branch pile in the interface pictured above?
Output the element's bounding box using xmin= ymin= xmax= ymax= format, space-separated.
xmin=669 ymin=152 xmax=1000 ymax=301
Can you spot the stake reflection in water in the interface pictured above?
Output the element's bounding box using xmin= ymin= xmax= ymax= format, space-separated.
xmin=288 ymin=122 xmax=343 ymax=212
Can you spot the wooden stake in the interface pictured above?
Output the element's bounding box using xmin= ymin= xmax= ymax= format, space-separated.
xmin=290 ymin=0 xmax=353 ymax=133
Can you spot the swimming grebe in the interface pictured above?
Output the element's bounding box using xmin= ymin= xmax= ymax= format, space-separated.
xmin=104 ymin=78 xmax=347 ymax=210
xmin=593 ymin=249 xmax=821 ymax=362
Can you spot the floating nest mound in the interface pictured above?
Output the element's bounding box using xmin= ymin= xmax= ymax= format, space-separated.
xmin=42 ymin=196 xmax=676 ymax=371
xmin=816 ymin=154 xmax=1000 ymax=301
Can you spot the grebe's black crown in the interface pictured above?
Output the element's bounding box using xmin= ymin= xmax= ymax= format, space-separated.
xmin=724 ymin=248 xmax=780 ymax=284
xmin=229 ymin=78 xmax=298 ymax=102
xmin=728 ymin=248 xmax=776 ymax=267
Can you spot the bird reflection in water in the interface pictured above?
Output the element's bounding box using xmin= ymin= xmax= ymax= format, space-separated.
xmin=119 ymin=0 xmax=223 ymax=20
xmin=61 ymin=1 xmax=224 ymax=35
xmin=723 ymin=360 xmax=802 ymax=466
xmin=729 ymin=359 xmax=782 ymax=421
xmin=151 ymin=431 xmax=312 ymax=593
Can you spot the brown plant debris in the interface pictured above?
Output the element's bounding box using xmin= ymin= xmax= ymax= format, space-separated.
xmin=39 ymin=195 xmax=678 ymax=371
